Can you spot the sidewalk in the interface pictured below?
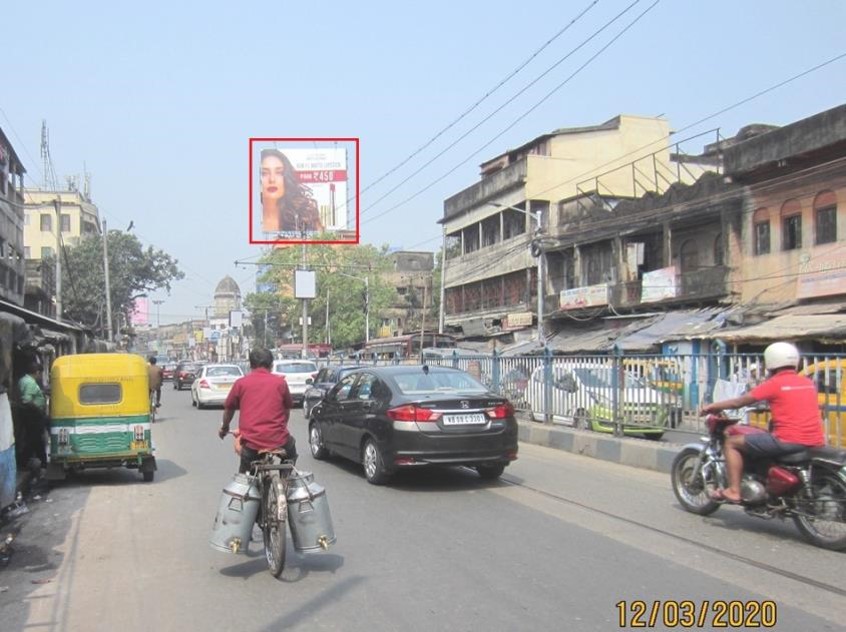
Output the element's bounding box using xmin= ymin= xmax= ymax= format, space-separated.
xmin=516 ymin=415 xmax=685 ymax=474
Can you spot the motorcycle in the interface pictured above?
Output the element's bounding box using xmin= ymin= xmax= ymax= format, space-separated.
xmin=671 ymin=414 xmax=846 ymax=551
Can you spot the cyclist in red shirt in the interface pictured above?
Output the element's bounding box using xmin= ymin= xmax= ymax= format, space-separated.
xmin=701 ymin=341 xmax=825 ymax=503
xmin=219 ymin=348 xmax=296 ymax=473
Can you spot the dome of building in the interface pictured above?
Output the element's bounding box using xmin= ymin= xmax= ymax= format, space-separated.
xmin=213 ymin=275 xmax=242 ymax=318
xmin=215 ymin=275 xmax=241 ymax=296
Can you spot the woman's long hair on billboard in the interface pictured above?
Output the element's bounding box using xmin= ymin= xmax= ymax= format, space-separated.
xmin=260 ymin=149 xmax=323 ymax=233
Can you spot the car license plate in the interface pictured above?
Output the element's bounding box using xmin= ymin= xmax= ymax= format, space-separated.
xmin=131 ymin=440 xmax=148 ymax=450
xmin=443 ymin=413 xmax=486 ymax=425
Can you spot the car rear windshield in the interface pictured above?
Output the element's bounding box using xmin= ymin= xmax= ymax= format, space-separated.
xmin=393 ymin=371 xmax=488 ymax=395
xmin=274 ymin=362 xmax=317 ymax=373
xmin=207 ymin=366 xmax=242 ymax=377
xmin=180 ymin=364 xmax=201 ymax=372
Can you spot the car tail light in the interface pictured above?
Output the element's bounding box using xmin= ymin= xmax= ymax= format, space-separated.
xmin=179 ymin=371 xmax=187 ymax=378
xmin=134 ymin=425 xmax=145 ymax=441
xmin=199 ymin=379 xmax=211 ymax=389
xmin=394 ymin=456 xmax=416 ymax=465
xmin=506 ymin=450 xmax=518 ymax=461
xmin=387 ymin=404 xmax=442 ymax=422
xmin=486 ymin=402 xmax=515 ymax=419
xmin=311 ymin=372 xmax=318 ymax=379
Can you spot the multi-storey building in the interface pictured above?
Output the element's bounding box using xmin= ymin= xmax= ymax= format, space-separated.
xmin=23 ymin=188 xmax=100 ymax=261
xmin=377 ymin=251 xmax=434 ymax=337
xmin=440 ymin=114 xmax=713 ymax=339
xmin=714 ymin=104 xmax=846 ymax=348
xmin=0 ymin=129 xmax=27 ymax=306
xmin=510 ymin=105 xmax=846 ymax=352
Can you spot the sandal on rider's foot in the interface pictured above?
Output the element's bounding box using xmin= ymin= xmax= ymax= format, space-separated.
xmin=709 ymin=489 xmax=741 ymax=504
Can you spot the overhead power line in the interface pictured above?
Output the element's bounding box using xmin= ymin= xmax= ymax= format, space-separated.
xmin=361 ymin=0 xmax=602 ymax=195
xmin=397 ymin=49 xmax=846 ymax=253
xmin=361 ymin=0 xmax=641 ymax=216
xmin=362 ymin=0 xmax=662 ymax=226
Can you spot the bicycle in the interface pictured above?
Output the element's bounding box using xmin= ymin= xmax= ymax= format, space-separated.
xmin=250 ymin=449 xmax=295 ymax=577
xmin=150 ymin=390 xmax=157 ymax=424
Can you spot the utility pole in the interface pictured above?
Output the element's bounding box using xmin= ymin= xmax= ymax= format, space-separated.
xmin=102 ymin=220 xmax=113 ymax=341
xmin=364 ymin=274 xmax=370 ymax=344
xmin=419 ymin=281 xmax=428 ymax=362
xmin=534 ymin=204 xmax=545 ymax=343
xmin=153 ymin=299 xmax=164 ymax=354
xmin=438 ymin=232 xmax=446 ymax=334
xmin=325 ymin=290 xmax=331 ymax=345
xmin=53 ymin=199 xmax=62 ymax=321
xmin=301 ymin=235 xmax=309 ymax=359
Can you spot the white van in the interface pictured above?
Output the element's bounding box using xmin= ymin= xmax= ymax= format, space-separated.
xmin=526 ymin=362 xmax=670 ymax=439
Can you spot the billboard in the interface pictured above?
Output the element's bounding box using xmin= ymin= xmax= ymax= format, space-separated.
xmin=797 ymin=249 xmax=846 ymax=299
xmin=249 ymin=138 xmax=359 ymax=246
xmin=130 ymin=297 xmax=149 ymax=326
xmin=560 ymin=284 xmax=608 ymax=310
xmin=641 ymin=267 xmax=678 ymax=303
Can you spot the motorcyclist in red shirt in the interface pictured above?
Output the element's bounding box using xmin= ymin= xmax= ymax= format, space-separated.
xmin=701 ymin=341 xmax=825 ymax=503
xmin=218 ymin=348 xmax=296 ymax=472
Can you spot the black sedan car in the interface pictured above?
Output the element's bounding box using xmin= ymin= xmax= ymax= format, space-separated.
xmin=302 ymin=365 xmax=359 ymax=419
xmin=173 ymin=361 xmax=203 ymax=390
xmin=308 ymin=365 xmax=518 ymax=485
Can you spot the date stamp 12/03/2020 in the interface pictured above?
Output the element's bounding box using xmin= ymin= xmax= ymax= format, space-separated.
xmin=616 ymin=600 xmax=777 ymax=629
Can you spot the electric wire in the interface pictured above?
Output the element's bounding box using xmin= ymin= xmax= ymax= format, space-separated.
xmin=360 ymin=0 xmax=637 ymax=214
xmin=361 ymin=0 xmax=602 ymax=195
xmin=398 ymin=52 xmax=846 ymax=258
xmin=362 ymin=0 xmax=661 ymax=225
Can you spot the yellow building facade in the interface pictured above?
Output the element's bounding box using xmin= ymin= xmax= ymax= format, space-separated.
xmin=23 ymin=189 xmax=101 ymax=260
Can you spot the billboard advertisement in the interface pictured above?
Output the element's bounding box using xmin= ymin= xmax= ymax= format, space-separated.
xmin=130 ymin=297 xmax=149 ymax=326
xmin=641 ymin=267 xmax=678 ymax=303
xmin=249 ymin=138 xmax=359 ymax=246
xmin=560 ymin=284 xmax=608 ymax=310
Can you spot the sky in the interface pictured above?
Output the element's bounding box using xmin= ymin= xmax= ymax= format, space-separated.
xmin=3 ymin=0 xmax=845 ymax=325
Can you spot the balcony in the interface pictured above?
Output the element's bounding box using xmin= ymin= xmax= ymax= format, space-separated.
xmin=609 ymin=266 xmax=729 ymax=308
xmin=680 ymin=265 xmax=729 ymax=300
xmin=443 ymin=158 xmax=527 ymax=221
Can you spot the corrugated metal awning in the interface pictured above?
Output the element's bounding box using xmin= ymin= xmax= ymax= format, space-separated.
xmin=717 ymin=314 xmax=846 ymax=343
xmin=615 ymin=308 xmax=731 ymax=351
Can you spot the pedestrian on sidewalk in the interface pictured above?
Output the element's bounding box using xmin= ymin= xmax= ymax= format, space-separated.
xmin=17 ymin=360 xmax=48 ymax=473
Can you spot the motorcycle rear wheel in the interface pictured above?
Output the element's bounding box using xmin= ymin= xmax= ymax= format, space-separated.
xmin=671 ymin=447 xmax=721 ymax=516
xmin=262 ymin=476 xmax=288 ymax=578
xmin=793 ymin=468 xmax=846 ymax=551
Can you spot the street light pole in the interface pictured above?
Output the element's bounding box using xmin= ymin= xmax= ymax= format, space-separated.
xmin=153 ymin=299 xmax=164 ymax=355
xmin=489 ymin=202 xmax=545 ymax=342
xmin=102 ymin=220 xmax=113 ymax=341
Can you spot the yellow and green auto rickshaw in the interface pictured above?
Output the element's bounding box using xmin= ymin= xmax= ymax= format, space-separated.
xmin=47 ymin=353 xmax=157 ymax=482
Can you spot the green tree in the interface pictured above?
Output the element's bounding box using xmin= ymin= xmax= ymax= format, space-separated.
xmin=245 ymin=244 xmax=398 ymax=349
xmin=61 ymin=231 xmax=184 ymax=332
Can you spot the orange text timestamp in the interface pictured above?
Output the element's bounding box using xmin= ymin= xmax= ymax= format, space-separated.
xmin=616 ymin=600 xmax=777 ymax=628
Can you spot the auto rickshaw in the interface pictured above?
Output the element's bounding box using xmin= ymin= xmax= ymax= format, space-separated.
xmin=47 ymin=353 xmax=157 ymax=481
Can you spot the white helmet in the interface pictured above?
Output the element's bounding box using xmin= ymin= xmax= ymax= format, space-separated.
xmin=763 ymin=341 xmax=800 ymax=371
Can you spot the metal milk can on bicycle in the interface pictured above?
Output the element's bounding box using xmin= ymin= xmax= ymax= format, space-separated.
xmin=210 ymin=452 xmax=336 ymax=577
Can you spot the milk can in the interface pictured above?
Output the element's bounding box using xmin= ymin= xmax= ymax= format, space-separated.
xmin=209 ymin=474 xmax=261 ymax=554
xmin=286 ymin=471 xmax=336 ymax=552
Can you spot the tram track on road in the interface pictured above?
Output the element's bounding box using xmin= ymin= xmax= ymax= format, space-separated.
xmin=498 ymin=474 xmax=846 ymax=599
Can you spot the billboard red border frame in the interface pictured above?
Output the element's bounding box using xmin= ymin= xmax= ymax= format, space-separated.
xmin=249 ymin=137 xmax=360 ymax=245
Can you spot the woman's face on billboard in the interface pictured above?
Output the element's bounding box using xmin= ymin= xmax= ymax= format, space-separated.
xmin=260 ymin=155 xmax=285 ymax=201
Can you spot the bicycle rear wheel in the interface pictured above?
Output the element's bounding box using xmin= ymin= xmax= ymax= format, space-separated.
xmin=262 ymin=474 xmax=287 ymax=577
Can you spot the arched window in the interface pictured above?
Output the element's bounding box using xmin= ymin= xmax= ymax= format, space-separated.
xmin=814 ymin=190 xmax=838 ymax=245
xmin=680 ymin=239 xmax=699 ymax=272
xmin=780 ymin=199 xmax=802 ymax=251
xmin=713 ymin=233 xmax=724 ymax=266
xmin=752 ymin=208 xmax=770 ymax=255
